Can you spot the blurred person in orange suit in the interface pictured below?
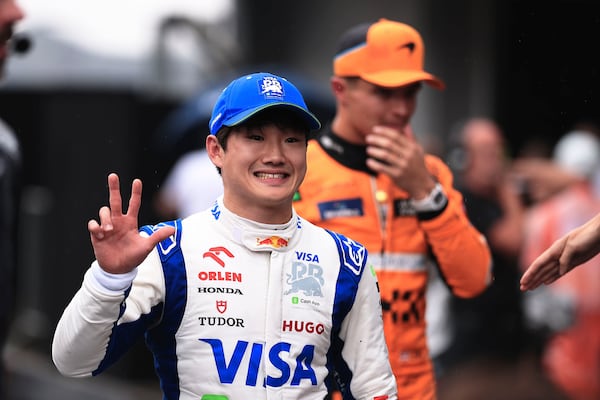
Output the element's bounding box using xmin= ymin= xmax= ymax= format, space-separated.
xmin=294 ymin=19 xmax=492 ymax=399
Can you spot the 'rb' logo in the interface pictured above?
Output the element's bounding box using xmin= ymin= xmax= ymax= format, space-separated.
xmin=284 ymin=261 xmax=324 ymax=297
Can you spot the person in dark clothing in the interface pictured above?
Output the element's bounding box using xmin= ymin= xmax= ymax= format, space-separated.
xmin=0 ymin=0 xmax=26 ymax=395
xmin=440 ymin=118 xmax=528 ymax=368
xmin=433 ymin=117 xmax=570 ymax=398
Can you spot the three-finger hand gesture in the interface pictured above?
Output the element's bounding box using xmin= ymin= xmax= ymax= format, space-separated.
xmin=87 ymin=173 xmax=176 ymax=274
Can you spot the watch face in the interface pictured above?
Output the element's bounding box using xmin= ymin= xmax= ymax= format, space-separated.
xmin=433 ymin=190 xmax=445 ymax=205
xmin=411 ymin=184 xmax=447 ymax=213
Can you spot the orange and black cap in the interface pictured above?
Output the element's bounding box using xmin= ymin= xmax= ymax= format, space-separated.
xmin=333 ymin=18 xmax=445 ymax=89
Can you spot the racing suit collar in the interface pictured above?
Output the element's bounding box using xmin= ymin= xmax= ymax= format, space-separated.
xmin=315 ymin=126 xmax=375 ymax=175
xmin=215 ymin=196 xmax=301 ymax=252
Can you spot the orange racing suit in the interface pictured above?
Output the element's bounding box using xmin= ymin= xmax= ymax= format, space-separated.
xmin=294 ymin=129 xmax=492 ymax=399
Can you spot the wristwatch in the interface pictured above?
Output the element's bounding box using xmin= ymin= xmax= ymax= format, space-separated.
xmin=410 ymin=183 xmax=448 ymax=213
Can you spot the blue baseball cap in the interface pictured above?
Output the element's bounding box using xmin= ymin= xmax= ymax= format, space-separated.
xmin=208 ymin=72 xmax=321 ymax=135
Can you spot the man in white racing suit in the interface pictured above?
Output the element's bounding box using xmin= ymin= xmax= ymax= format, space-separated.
xmin=52 ymin=72 xmax=397 ymax=400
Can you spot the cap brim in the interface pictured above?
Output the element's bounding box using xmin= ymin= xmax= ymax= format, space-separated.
xmin=223 ymin=103 xmax=322 ymax=131
xmin=360 ymin=70 xmax=445 ymax=90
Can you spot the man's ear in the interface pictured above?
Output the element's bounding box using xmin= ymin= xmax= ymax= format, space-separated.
xmin=330 ymin=76 xmax=345 ymax=97
xmin=206 ymin=135 xmax=223 ymax=168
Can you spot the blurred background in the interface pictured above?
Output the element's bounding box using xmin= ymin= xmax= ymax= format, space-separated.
xmin=1 ymin=0 xmax=599 ymax=398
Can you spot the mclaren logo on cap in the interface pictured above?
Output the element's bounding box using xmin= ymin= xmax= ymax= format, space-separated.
xmin=260 ymin=76 xmax=285 ymax=99
xmin=398 ymin=42 xmax=416 ymax=53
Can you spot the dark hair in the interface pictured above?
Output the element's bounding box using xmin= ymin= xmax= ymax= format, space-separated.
xmin=335 ymin=22 xmax=372 ymax=55
xmin=241 ymin=108 xmax=311 ymax=135
xmin=218 ymin=108 xmax=310 ymax=147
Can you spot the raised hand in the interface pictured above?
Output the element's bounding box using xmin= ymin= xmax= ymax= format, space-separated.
xmin=87 ymin=173 xmax=176 ymax=274
xmin=365 ymin=124 xmax=436 ymax=198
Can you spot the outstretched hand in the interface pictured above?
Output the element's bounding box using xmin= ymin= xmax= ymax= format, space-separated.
xmin=519 ymin=237 xmax=571 ymax=291
xmin=520 ymin=213 xmax=600 ymax=291
xmin=87 ymin=173 xmax=176 ymax=274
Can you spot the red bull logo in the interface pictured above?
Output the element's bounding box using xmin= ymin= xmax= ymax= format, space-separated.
xmin=256 ymin=235 xmax=289 ymax=248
